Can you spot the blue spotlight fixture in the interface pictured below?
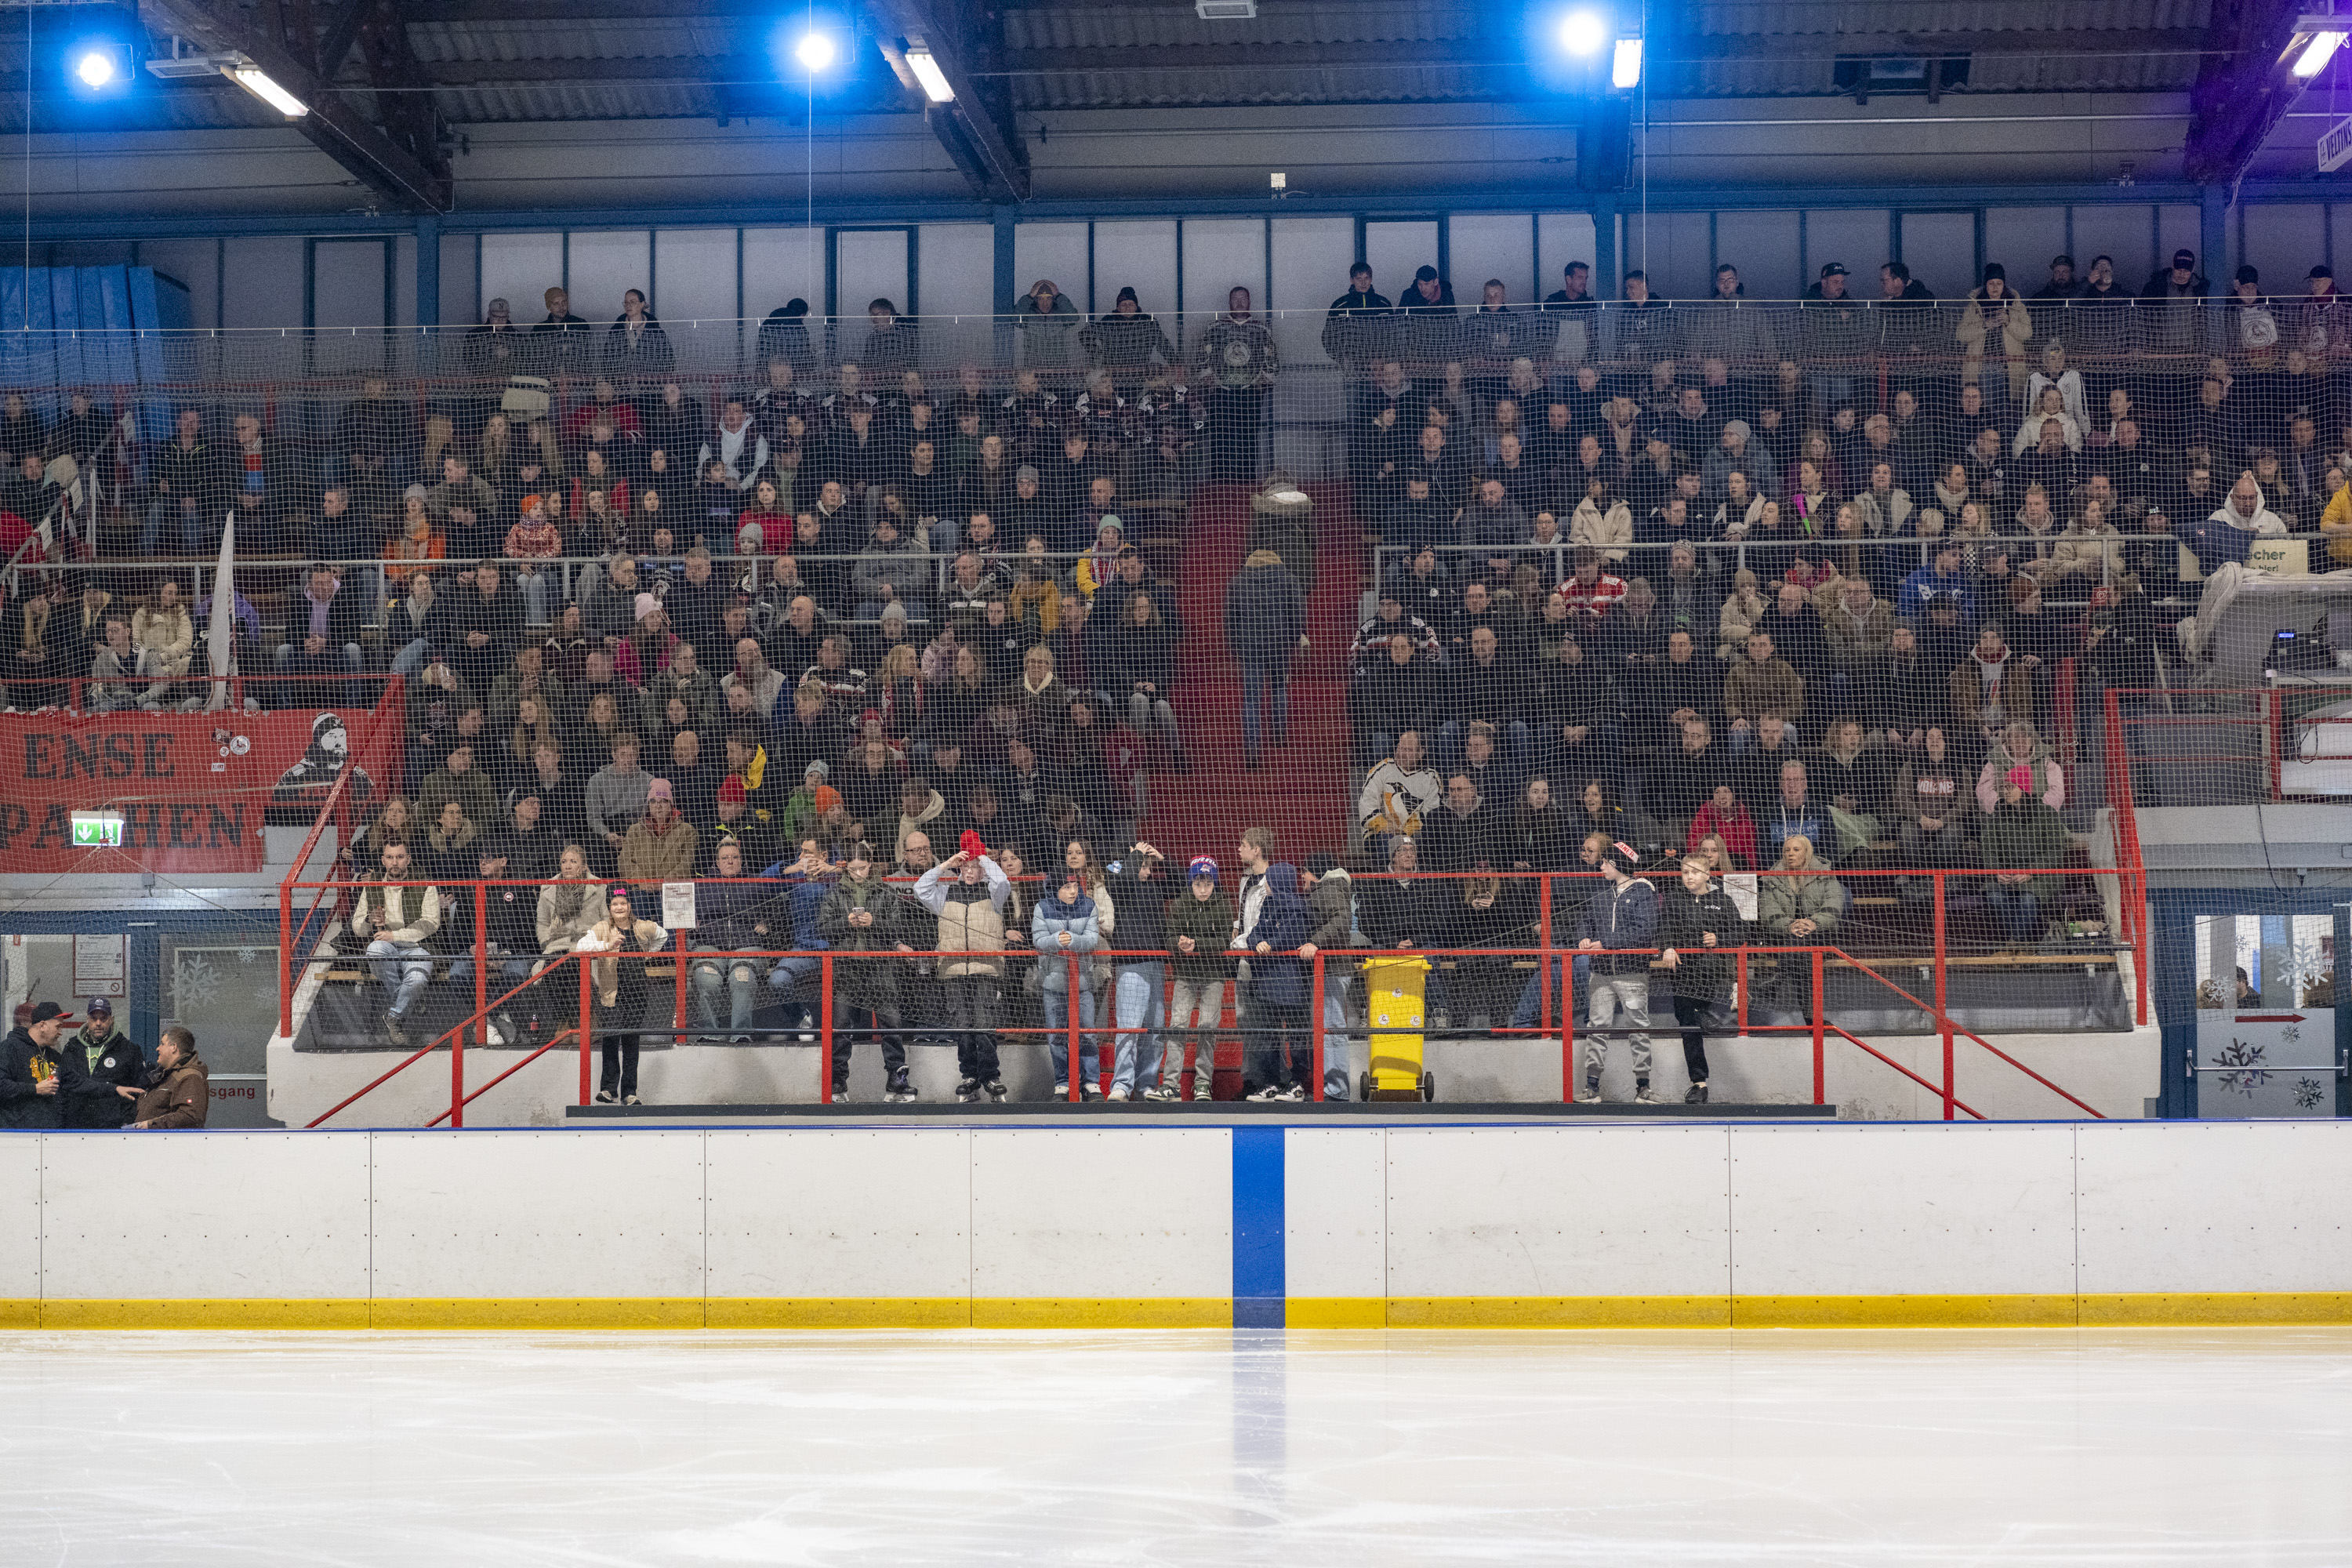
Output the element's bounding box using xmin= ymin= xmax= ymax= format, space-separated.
xmin=66 ymin=35 xmax=135 ymax=96
xmin=1559 ymin=9 xmax=1606 ymax=54
xmin=795 ymin=30 xmax=837 ymax=72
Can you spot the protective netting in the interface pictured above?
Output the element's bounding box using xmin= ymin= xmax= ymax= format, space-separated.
xmin=26 ymin=289 xmax=2350 ymax=1104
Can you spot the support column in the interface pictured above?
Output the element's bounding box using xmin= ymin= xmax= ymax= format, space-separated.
xmin=415 ymin=212 xmax=442 ymax=368
xmin=993 ymin=204 xmax=1018 ymax=365
xmin=1592 ymin=194 xmax=1618 ymax=293
xmin=2198 ymin=186 xmax=2227 ymax=293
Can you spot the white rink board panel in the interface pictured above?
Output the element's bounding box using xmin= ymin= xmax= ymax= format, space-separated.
xmin=368 ymin=1130 xmax=706 ymax=1301
xmin=1385 ymin=1127 xmax=1732 ymax=1299
xmin=0 ymin=1137 xmax=42 ymax=1305
xmin=37 ymin=1132 xmax=372 ymax=1301
xmin=1283 ymin=1128 xmax=1387 ymax=1300
xmin=705 ymin=1130 xmax=971 ymax=1300
xmin=2076 ymin=1123 xmax=2352 ymax=1295
xmin=970 ymin=1129 xmax=1229 ymax=1300
xmin=1727 ymin=1123 xmax=2078 ymax=1298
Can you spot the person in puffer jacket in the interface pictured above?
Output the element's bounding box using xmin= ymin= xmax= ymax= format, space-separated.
xmin=688 ymin=837 xmax=783 ymax=1044
xmin=1573 ymin=836 xmax=1659 ymax=1105
xmin=1033 ymin=866 xmax=1105 ymax=1097
xmin=916 ymin=837 xmax=1011 ymax=1103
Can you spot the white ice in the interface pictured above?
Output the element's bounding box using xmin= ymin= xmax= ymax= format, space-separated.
xmin=2 ymin=1328 xmax=2349 ymax=1564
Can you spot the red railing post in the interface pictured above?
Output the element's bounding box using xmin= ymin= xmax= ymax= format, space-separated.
xmin=1538 ymin=874 xmax=1552 ymax=1053
xmin=1311 ymin=951 xmax=1325 ymax=1102
xmin=1934 ymin=870 xmax=1952 ymax=1121
xmin=458 ymin=880 xmax=484 ymax=1127
xmin=819 ymin=953 xmax=834 ymax=1102
xmin=1067 ymin=954 xmax=1082 ymax=1103
xmin=576 ymin=954 xmax=591 ymax=1105
xmin=1810 ymin=948 xmax=1826 ymax=1105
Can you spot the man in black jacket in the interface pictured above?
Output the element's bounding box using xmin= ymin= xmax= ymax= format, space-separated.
xmin=143 ymin=407 xmax=221 ymax=557
xmin=271 ymin=564 xmax=371 ymax=698
xmin=1443 ymin=623 xmax=1529 ymax=775
xmin=1421 ymin=772 xmax=1498 ymax=873
xmin=64 ymin=998 xmax=143 ymax=1129
xmin=1350 ymin=631 xmax=1437 ymax=766
xmin=1 ymin=1001 xmax=95 ymax=1131
xmin=449 ymin=560 xmax=523 ymax=698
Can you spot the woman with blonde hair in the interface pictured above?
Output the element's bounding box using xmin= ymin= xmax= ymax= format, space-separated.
xmin=505 ymin=696 xmax=560 ymax=789
xmin=575 ymin=885 xmax=667 ymax=1105
xmin=1715 ymin=568 xmax=1769 ymax=661
xmin=359 ymin=797 xmax=418 ymax=866
xmin=1759 ymin=833 xmax=1843 ymax=1012
xmin=132 ymin=576 xmax=195 ymax=710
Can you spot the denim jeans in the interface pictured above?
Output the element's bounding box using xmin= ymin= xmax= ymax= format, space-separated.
xmin=1240 ymin=658 xmax=1287 ymax=757
xmin=1165 ymin=976 xmax=1226 ymax=1095
xmin=389 ymin=637 xmax=432 ymax=677
xmin=1126 ymin=691 xmax=1183 ymax=754
xmin=517 ymin=568 xmax=552 ymax=627
xmin=1583 ymin=971 xmax=1653 ymax=1090
xmin=367 ymin=939 xmax=434 ymax=1018
xmin=691 ymin=946 xmax=760 ymax=1034
xmin=767 ymin=954 xmax=823 ymax=1026
xmin=1985 ymin=884 xmax=2043 ymax=944
xmin=1112 ymin=960 xmax=1164 ymax=1091
xmin=1044 ymin=982 xmax=1100 ymax=1092
xmin=446 ymin=954 xmax=533 ymax=1004
xmin=1319 ymin=969 xmax=1355 ymax=1100
xmin=1510 ymin=954 xmax=1591 ymax=1029
xmin=1243 ymin=997 xmax=1307 ymax=1093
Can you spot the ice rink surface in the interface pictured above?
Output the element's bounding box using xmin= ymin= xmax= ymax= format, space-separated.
xmin=3 ymin=1327 xmax=2349 ymax=1564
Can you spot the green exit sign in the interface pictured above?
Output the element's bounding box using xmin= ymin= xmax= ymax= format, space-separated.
xmin=71 ymin=811 xmax=124 ymax=848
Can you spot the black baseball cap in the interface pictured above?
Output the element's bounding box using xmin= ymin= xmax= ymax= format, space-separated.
xmin=28 ymin=1001 xmax=74 ymax=1025
xmin=1819 ymin=262 xmax=1849 ymax=278
xmin=2172 ymin=248 xmax=2197 ymax=268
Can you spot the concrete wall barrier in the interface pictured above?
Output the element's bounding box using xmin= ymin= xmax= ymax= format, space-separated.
xmin=1 ymin=1121 xmax=2344 ymax=1329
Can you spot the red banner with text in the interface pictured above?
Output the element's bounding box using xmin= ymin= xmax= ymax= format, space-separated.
xmin=0 ymin=708 xmax=392 ymax=873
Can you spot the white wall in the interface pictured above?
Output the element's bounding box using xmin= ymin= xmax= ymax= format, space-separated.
xmin=5 ymin=1123 xmax=2344 ymax=1327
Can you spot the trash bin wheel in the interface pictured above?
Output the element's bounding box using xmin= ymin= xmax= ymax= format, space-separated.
xmin=1421 ymin=1072 xmax=1436 ymax=1103
xmin=1359 ymin=1073 xmax=1371 ymax=1103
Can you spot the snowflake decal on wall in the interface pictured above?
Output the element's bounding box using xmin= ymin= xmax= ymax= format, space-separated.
xmin=2294 ymin=1079 xmax=2326 ymax=1112
xmin=236 ymin=947 xmax=259 ymax=965
xmin=2281 ymin=1025 xmax=2301 ymax=1047
xmin=2212 ymin=1037 xmax=2272 ymax=1098
xmin=176 ymin=953 xmax=223 ymax=1011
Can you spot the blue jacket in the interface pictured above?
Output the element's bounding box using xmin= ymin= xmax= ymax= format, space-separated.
xmin=783 ymin=876 xmax=833 ymax=952
xmin=1574 ymin=873 xmax=1659 ymax=975
xmin=1239 ymin=860 xmax=1310 ymax=1006
xmin=1032 ymin=891 xmax=1102 ymax=989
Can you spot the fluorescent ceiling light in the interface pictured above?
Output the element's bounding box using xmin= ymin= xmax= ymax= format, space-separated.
xmin=228 ymin=63 xmax=307 ymax=116
xmin=2294 ymin=29 xmax=2344 ymax=76
xmin=905 ymin=46 xmax=953 ymax=102
xmin=1560 ymin=10 xmax=1606 ymax=54
xmin=1612 ymin=35 xmax=1643 ymax=88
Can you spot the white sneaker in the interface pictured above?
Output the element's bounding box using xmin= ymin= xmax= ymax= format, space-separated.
xmin=1108 ymin=1083 xmax=1131 ymax=1102
xmin=1250 ymin=1084 xmax=1289 ymax=1102
xmin=1576 ymin=1083 xmax=1606 ymax=1105
xmin=1633 ymin=1086 xmax=1661 ymax=1105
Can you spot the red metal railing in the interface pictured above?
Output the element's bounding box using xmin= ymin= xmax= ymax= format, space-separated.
xmin=283 ymin=859 xmax=2136 ymax=1125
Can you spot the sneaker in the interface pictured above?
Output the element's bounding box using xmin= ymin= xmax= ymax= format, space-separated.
xmin=1633 ymin=1085 xmax=1661 ymax=1105
xmin=1142 ymin=1083 xmax=1178 ymax=1102
xmin=1685 ymin=1082 xmax=1710 ymax=1105
xmin=983 ymin=1080 xmax=1008 ymax=1103
xmin=1433 ymin=1010 xmax=1453 ymax=1032
xmin=956 ymin=1076 xmax=982 ymax=1105
xmin=729 ymin=1034 xmax=752 ymax=1046
xmin=1250 ymin=1084 xmax=1289 ymax=1102
xmin=384 ymin=1011 xmax=407 ymax=1045
xmin=622 ymin=1094 xmax=642 ymax=1107
xmin=1108 ymin=1083 xmax=1131 ymax=1102
xmin=481 ymin=1019 xmax=506 ymax=1047
xmin=829 ymin=1086 xmax=853 ymax=1104
xmin=1082 ymin=1083 xmax=1105 ymax=1101
xmin=1191 ymin=1076 xmax=1216 ymax=1103
xmin=886 ymin=1069 xmax=918 ymax=1104
xmin=594 ymin=1087 xmax=619 ymax=1105
xmin=797 ymin=1028 xmax=818 ymax=1044
xmin=1281 ymin=1083 xmax=1307 ymax=1102
xmin=1576 ymin=1081 xmax=1605 ymax=1104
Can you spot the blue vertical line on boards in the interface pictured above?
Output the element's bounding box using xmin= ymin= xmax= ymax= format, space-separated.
xmin=1231 ymin=1125 xmax=1285 ymax=1327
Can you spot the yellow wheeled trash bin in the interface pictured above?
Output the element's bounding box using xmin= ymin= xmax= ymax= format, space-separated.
xmin=1361 ymin=953 xmax=1436 ymax=1102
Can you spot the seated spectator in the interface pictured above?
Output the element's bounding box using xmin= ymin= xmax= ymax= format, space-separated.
xmin=1358 ymin=729 xmax=1443 ymax=848
xmin=585 ymin=732 xmax=653 ymax=873
xmin=1538 ymin=632 xmax=1617 ymax=784
xmin=1714 ymin=568 xmax=1769 ymax=662
xmin=416 ymin=740 xmax=498 ymax=829
xmin=1503 ymin=775 xmax=1573 ymax=871
xmin=499 ymin=789 xmax=563 ymax=882
xmin=423 ymin=797 xmax=482 ymax=886
xmin=1102 ymin=587 xmax=1188 ymax=769
xmin=352 ymin=840 xmax=440 ymax=1044
xmin=1894 ymin=727 xmax=1975 ymax=902
xmin=1442 ymin=623 xmax=1529 ymax=772
xmin=1948 ymin=625 xmax=2034 ymax=750
xmin=1556 ymin=548 xmax=1627 ymax=626
xmin=85 ymin=615 xmax=140 ymax=713
xmin=1689 ymin=782 xmax=1759 ymax=869
xmin=686 ymin=837 xmax=776 ymax=1045
xmin=1758 ymin=833 xmax=1841 ymax=1006
xmin=1977 ymin=718 xmax=2063 ymax=814
xmin=723 ymin=638 xmax=786 ymax=721
xmin=617 ymin=776 xmax=699 ymax=887
xmin=853 ymin=511 xmax=931 ymax=621
xmin=503 ymin=493 xmax=564 ymax=626
xmin=804 ymin=633 xmax=870 ymax=707
xmin=1813 ymin=717 xmax=1889 ymax=848
xmin=131 ymin=577 xmax=195 ymax=712
xmin=1980 ymin=765 xmax=2074 ymax=948
xmin=444 ymin=838 xmax=539 ymax=1043
xmin=1722 ymin=631 xmax=1804 ymax=750
xmin=271 ymin=564 xmax=368 ymax=691
xmin=1421 ymin=772 xmax=1498 ymax=872
xmin=1759 ymin=759 xmax=1831 ymax=865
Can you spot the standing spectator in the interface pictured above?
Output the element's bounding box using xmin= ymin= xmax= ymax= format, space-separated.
xmin=1232 ymin=828 xmax=1308 ymax=1102
xmin=2 ymin=1001 xmax=89 ymax=1129
xmin=819 ymin=840 xmax=915 ymax=1103
xmin=1301 ymin=853 xmax=1360 ymax=1102
xmin=1575 ymin=836 xmax=1659 ymax=1105
xmin=1660 ymin=855 xmax=1744 ymax=1105
xmin=352 ymin=840 xmax=441 ymax=1044
xmin=1224 ymin=546 xmax=1305 ymax=769
xmin=1194 ymin=286 xmax=1279 ymax=480
xmin=122 ymin=1024 xmax=207 ymax=1131
xmin=916 ymin=840 xmax=1012 ymax=1104
xmin=577 ymin=887 xmax=667 ymax=1105
xmin=1014 ymin=278 xmax=1083 ymax=368
xmin=63 ymin=997 xmax=142 ymax=1130
xmin=1105 ymin=840 xmax=1174 ymax=1101
xmin=1164 ymin=855 xmax=1236 ymax=1101
xmin=1033 ymin=860 xmax=1105 ymax=1098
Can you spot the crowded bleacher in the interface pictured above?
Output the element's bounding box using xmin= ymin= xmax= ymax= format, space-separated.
xmin=10 ymin=241 xmax=2326 ymax=1106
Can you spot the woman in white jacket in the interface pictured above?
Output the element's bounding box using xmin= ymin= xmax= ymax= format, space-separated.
xmin=574 ymin=886 xmax=667 ymax=1105
xmin=1568 ymin=479 xmax=1632 ymax=562
xmin=132 ymin=577 xmax=194 ymax=710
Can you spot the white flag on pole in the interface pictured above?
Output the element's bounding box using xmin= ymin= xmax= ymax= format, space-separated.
xmin=205 ymin=514 xmax=235 ymax=712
